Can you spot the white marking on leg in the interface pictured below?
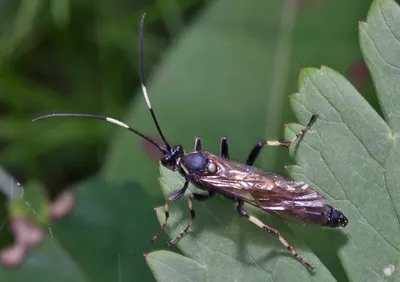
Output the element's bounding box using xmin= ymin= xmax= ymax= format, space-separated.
xmin=265 ymin=141 xmax=281 ymax=146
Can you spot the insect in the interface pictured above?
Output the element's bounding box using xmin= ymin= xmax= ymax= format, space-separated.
xmin=33 ymin=14 xmax=348 ymax=272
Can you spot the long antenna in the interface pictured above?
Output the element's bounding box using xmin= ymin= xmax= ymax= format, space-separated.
xmin=32 ymin=113 xmax=167 ymax=153
xmin=139 ymin=13 xmax=171 ymax=151
xmin=32 ymin=14 xmax=172 ymax=155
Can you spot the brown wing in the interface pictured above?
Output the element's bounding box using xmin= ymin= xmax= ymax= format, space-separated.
xmin=250 ymin=175 xmax=328 ymax=225
xmin=198 ymin=152 xmax=329 ymax=225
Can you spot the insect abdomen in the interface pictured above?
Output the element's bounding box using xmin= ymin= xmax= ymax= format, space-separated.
xmin=323 ymin=205 xmax=348 ymax=227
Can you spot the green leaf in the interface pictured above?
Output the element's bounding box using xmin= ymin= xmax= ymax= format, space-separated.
xmin=146 ymin=0 xmax=400 ymax=281
xmin=284 ymin=0 xmax=400 ymax=280
xmin=153 ymin=166 xmax=335 ymax=281
xmin=287 ymin=66 xmax=397 ymax=282
xmin=360 ymin=0 xmax=400 ymax=132
xmin=0 ymin=177 xmax=160 ymax=281
xmin=0 ymin=0 xmax=381 ymax=281
xmin=146 ymin=250 xmax=206 ymax=282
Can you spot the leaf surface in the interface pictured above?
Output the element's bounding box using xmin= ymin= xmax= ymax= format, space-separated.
xmin=285 ymin=0 xmax=400 ymax=280
xmin=0 ymin=178 xmax=159 ymax=282
xmin=153 ymin=166 xmax=335 ymax=281
xmin=147 ymin=0 xmax=400 ymax=281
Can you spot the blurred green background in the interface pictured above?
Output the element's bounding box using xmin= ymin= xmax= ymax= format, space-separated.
xmin=0 ymin=0 xmax=387 ymax=281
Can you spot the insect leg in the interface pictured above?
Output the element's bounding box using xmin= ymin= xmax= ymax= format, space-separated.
xmin=168 ymin=192 xmax=214 ymax=245
xmin=246 ymin=113 xmax=318 ymax=165
xmin=236 ymin=201 xmax=315 ymax=271
xmin=194 ymin=137 xmax=202 ymax=151
xmin=151 ymin=180 xmax=189 ymax=244
xmin=220 ymin=136 xmax=230 ymax=159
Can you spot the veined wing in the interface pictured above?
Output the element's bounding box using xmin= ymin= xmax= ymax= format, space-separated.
xmin=249 ymin=177 xmax=328 ymax=225
xmin=199 ymin=152 xmax=329 ymax=225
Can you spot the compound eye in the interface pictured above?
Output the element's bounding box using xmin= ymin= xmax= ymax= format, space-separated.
xmin=207 ymin=161 xmax=217 ymax=173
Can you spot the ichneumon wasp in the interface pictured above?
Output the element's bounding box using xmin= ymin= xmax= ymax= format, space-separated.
xmin=33 ymin=14 xmax=348 ymax=272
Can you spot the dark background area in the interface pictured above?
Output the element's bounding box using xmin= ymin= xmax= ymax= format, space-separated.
xmin=0 ymin=0 xmax=209 ymax=196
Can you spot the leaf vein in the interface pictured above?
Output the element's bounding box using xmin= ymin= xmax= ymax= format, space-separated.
xmin=362 ymin=24 xmax=400 ymax=127
xmin=326 ymin=68 xmax=399 ymax=232
xmin=299 ymin=137 xmax=346 ymax=200
xmin=382 ymin=144 xmax=400 ymax=229
xmin=318 ymin=152 xmax=400 ymax=254
xmin=311 ymin=72 xmax=385 ymax=168
xmin=362 ymin=11 xmax=400 ymax=118
xmin=378 ymin=0 xmax=400 ymax=45
xmin=363 ymin=27 xmax=400 ymax=70
xmin=346 ymin=232 xmax=383 ymax=279
xmin=200 ymin=202 xmax=274 ymax=277
xmin=191 ymin=227 xmax=272 ymax=279
xmin=149 ymin=255 xmax=201 ymax=282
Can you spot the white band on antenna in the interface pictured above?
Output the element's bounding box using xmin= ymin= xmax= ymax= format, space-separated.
xmin=106 ymin=117 xmax=129 ymax=129
xmin=141 ymin=85 xmax=152 ymax=109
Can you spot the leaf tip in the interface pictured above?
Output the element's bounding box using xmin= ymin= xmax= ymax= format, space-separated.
xmin=358 ymin=21 xmax=367 ymax=30
xmin=289 ymin=92 xmax=300 ymax=102
xmin=297 ymin=67 xmax=315 ymax=85
xmin=143 ymin=253 xmax=149 ymax=260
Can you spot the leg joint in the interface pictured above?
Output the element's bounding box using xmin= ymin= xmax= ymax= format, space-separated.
xmin=263 ymin=226 xmax=279 ymax=237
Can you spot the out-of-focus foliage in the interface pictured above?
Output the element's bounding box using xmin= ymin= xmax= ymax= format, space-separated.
xmin=0 ymin=0 xmax=389 ymax=281
xmin=0 ymin=0 xmax=209 ymax=194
